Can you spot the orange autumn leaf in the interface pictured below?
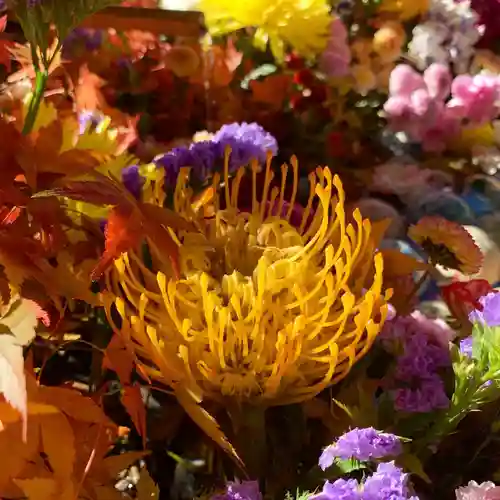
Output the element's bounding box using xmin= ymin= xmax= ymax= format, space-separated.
xmin=91 ymin=204 xmax=144 ymax=280
xmin=207 ymin=46 xmax=235 ymax=88
xmin=40 ymin=409 xmax=75 ymax=479
xmin=74 ymin=64 xmax=107 ymax=112
xmin=103 ymin=334 xmax=135 ymax=386
xmin=250 ymin=73 xmax=293 ymax=109
xmin=0 ymin=373 xmax=116 ymax=496
xmin=380 ymin=248 xmax=430 ymax=276
xmin=8 ymin=39 xmax=62 ymax=83
xmin=14 ymin=478 xmax=58 ymax=500
xmin=38 ymin=386 xmax=114 ymax=425
xmin=0 ymin=370 xmax=154 ymax=499
xmin=16 ymin=120 xmax=99 ymax=187
xmin=0 ymin=16 xmax=13 ymax=72
xmin=0 ymin=267 xmax=10 ymax=304
xmin=121 ymin=384 xmax=147 ymax=447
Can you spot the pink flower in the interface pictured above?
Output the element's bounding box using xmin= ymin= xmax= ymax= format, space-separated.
xmin=456 ymin=481 xmax=500 ymax=500
xmin=319 ymin=17 xmax=351 ymax=77
xmin=384 ymin=63 xmax=462 ymax=152
xmin=424 ymin=63 xmax=452 ymax=100
xmin=448 ymin=74 xmax=500 ymax=124
xmin=388 ymin=64 xmax=425 ymax=97
xmin=371 ymin=161 xmax=453 ymax=200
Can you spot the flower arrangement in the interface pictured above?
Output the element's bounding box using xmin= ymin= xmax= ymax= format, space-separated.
xmin=1 ymin=0 xmax=500 ymax=498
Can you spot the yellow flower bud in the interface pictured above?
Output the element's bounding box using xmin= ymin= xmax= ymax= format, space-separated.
xmin=373 ymin=21 xmax=406 ymax=62
xmin=350 ymin=39 xmax=373 ymax=65
xmin=352 ymin=64 xmax=377 ymax=94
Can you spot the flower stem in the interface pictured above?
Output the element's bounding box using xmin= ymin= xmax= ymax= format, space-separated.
xmin=399 ymin=269 xmax=431 ymax=314
xmin=22 ymin=69 xmax=48 ymax=136
xmin=229 ymin=403 xmax=268 ymax=483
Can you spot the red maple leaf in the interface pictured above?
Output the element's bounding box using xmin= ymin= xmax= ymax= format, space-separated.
xmin=0 ymin=16 xmax=13 ymax=72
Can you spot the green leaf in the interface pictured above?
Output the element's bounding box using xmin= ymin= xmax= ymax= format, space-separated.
xmin=240 ymin=64 xmax=278 ymax=90
xmin=334 ymin=458 xmax=367 ymax=474
xmin=397 ymin=454 xmax=431 ymax=483
xmin=332 ymin=398 xmax=353 ymax=419
xmin=285 ymin=489 xmax=313 ymax=500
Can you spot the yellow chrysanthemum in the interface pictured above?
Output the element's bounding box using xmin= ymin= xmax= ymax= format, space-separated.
xmin=196 ymin=0 xmax=331 ymax=62
xmin=409 ymin=216 xmax=484 ymax=275
xmin=103 ymin=153 xmax=388 ymax=407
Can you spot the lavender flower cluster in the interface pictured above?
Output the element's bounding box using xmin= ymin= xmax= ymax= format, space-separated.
xmin=214 ymin=429 xmax=414 ymax=500
xmin=311 ymin=462 xmax=418 ymax=500
xmin=380 ymin=311 xmax=453 ymax=413
xmin=319 ymin=427 xmax=402 ymax=468
xmin=154 ymin=122 xmax=278 ymax=187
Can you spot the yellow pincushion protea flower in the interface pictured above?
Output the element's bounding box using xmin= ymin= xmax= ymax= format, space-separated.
xmin=196 ymin=0 xmax=331 ymax=62
xmin=103 ymin=154 xmax=389 ymax=408
xmin=409 ymin=216 xmax=483 ymax=275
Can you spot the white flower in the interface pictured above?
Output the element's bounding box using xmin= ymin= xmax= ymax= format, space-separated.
xmin=455 ymin=481 xmax=500 ymax=500
xmin=407 ymin=0 xmax=483 ymax=72
xmin=409 ymin=22 xmax=452 ymax=70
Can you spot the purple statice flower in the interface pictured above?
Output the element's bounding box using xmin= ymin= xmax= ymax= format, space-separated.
xmin=155 ymin=122 xmax=278 ymax=188
xmin=395 ymin=331 xmax=451 ymax=377
xmin=62 ymin=27 xmax=103 ymax=58
xmin=380 ymin=311 xmax=455 ymax=350
xmin=469 ymin=291 xmax=500 ymax=327
xmin=121 ymin=165 xmax=144 ymax=200
xmin=319 ymin=428 xmax=402 ymax=469
xmin=212 ymin=122 xmax=278 ymax=163
xmin=380 ymin=312 xmax=452 ymax=413
xmin=392 ymin=373 xmax=450 ymax=413
xmin=361 ymin=462 xmax=418 ymax=500
xmin=78 ymin=110 xmax=105 ymax=135
xmin=211 ymin=480 xmax=262 ymax=500
xmin=155 ymin=140 xmax=224 ymax=187
xmin=460 ymin=336 xmax=474 ymax=358
xmin=310 ymin=478 xmax=361 ymax=500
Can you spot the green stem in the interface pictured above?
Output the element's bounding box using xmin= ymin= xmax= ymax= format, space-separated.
xmin=228 ymin=403 xmax=268 ymax=483
xmin=22 ymin=69 xmax=48 ymax=136
xmin=21 ymin=42 xmax=61 ymax=136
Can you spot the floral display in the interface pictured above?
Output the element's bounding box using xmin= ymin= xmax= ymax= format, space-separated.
xmin=2 ymin=0 xmax=500 ymax=498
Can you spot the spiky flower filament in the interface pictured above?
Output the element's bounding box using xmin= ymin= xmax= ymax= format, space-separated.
xmin=104 ymin=151 xmax=388 ymax=405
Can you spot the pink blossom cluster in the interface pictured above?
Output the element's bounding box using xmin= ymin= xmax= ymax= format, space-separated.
xmin=319 ymin=17 xmax=351 ymax=78
xmin=384 ymin=63 xmax=500 ymax=152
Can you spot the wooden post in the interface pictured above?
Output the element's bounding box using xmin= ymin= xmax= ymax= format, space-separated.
xmin=80 ymin=6 xmax=206 ymax=38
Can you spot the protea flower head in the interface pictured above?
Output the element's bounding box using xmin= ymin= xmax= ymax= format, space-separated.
xmin=103 ymin=150 xmax=389 ymax=408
